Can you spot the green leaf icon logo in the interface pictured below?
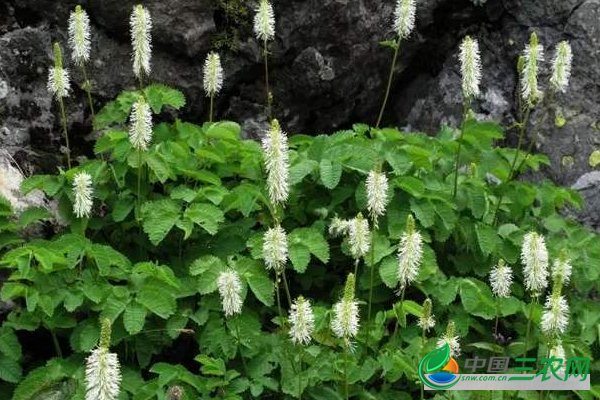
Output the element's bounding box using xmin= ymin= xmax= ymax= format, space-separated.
xmin=425 ymin=343 xmax=450 ymax=373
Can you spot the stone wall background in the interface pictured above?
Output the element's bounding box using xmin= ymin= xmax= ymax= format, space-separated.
xmin=1 ymin=0 xmax=599 ymax=227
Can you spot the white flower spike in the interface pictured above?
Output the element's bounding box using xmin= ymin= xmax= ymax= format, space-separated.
xmin=552 ymin=253 xmax=572 ymax=286
xmin=348 ymin=213 xmax=370 ymax=259
xmin=394 ymin=0 xmax=416 ymax=40
xmin=331 ymin=274 xmax=360 ymax=341
xmin=68 ymin=5 xmax=91 ymax=66
xmin=329 ymin=217 xmax=350 ymax=238
xmin=73 ymin=172 xmax=93 ymax=218
xmin=263 ymin=224 xmax=288 ymax=273
xmin=366 ymin=170 xmax=389 ymax=225
xmin=459 ymin=35 xmax=482 ymax=99
xmin=217 ymin=270 xmax=243 ymax=317
xmin=85 ymin=319 xmax=121 ymax=400
xmin=549 ymin=341 xmax=566 ymax=374
xmin=490 ymin=259 xmax=513 ymax=298
xmin=550 ymin=41 xmax=572 ymax=93
xmin=541 ymin=294 xmax=569 ymax=335
xmin=417 ymin=298 xmax=435 ymax=331
xmin=130 ymin=4 xmax=152 ymax=78
xmin=521 ymin=32 xmax=544 ymax=103
xmin=397 ymin=215 xmax=423 ymax=292
xmin=262 ymin=119 xmax=289 ymax=205
xmin=289 ymin=296 xmax=315 ymax=345
xmin=521 ymin=231 xmax=549 ymax=295
xmin=128 ymin=96 xmax=153 ymax=151
xmin=47 ymin=43 xmax=71 ymax=99
xmin=254 ymin=0 xmax=275 ymax=41
xmin=203 ymin=52 xmax=224 ymax=97
xmin=436 ymin=321 xmax=461 ymax=358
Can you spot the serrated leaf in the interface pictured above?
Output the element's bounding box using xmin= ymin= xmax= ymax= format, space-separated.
xmin=184 ymin=203 xmax=224 ymax=235
xmin=0 ymin=326 xmax=21 ymax=361
xmin=144 ymin=84 xmax=186 ymax=113
xmin=70 ymin=319 xmax=99 ymax=352
xmin=112 ymin=197 xmax=135 ymax=222
xmin=137 ymin=282 xmax=177 ymax=319
xmin=289 ymin=159 xmax=318 ymax=185
xmin=190 ymin=256 xmax=228 ymax=294
xmin=475 ymin=222 xmax=500 ymax=256
xmin=141 ymin=199 xmax=181 ymax=245
xmin=246 ymin=272 xmax=274 ymax=307
xmin=319 ymin=159 xmax=342 ymax=189
xmin=379 ymin=256 xmax=398 ymax=289
xmin=123 ymin=302 xmax=147 ymax=335
xmin=0 ymin=355 xmax=21 ymax=383
xmin=459 ymin=278 xmax=496 ymax=320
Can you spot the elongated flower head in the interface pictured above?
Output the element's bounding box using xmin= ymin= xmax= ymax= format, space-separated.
xmin=262 ymin=119 xmax=289 ymax=205
xmin=68 ymin=5 xmax=91 ymax=65
xmin=329 ymin=216 xmax=350 ymax=238
xmin=130 ymin=4 xmax=152 ymax=78
xmin=48 ymin=43 xmax=71 ymax=99
xmin=348 ymin=213 xmax=370 ymax=259
xmin=263 ymin=224 xmax=288 ymax=273
xmin=418 ymin=298 xmax=435 ymax=331
xmin=73 ymin=172 xmax=93 ymax=218
xmin=551 ymin=251 xmax=572 ymax=289
xmin=331 ymin=274 xmax=359 ymax=340
xmin=459 ymin=35 xmax=482 ymax=99
xmin=490 ymin=259 xmax=513 ymax=298
xmin=550 ymin=41 xmax=572 ymax=93
xmin=289 ymin=296 xmax=315 ymax=345
xmin=436 ymin=321 xmax=460 ymax=357
xmin=254 ymin=0 xmax=275 ymax=41
xmin=203 ymin=52 xmax=224 ymax=96
xmin=549 ymin=341 xmax=566 ymax=374
xmin=217 ymin=270 xmax=243 ymax=317
xmin=541 ymin=294 xmax=569 ymax=335
xmin=366 ymin=170 xmax=389 ymax=225
xmin=521 ymin=231 xmax=549 ymax=295
xmin=521 ymin=32 xmax=544 ymax=103
xmin=85 ymin=319 xmax=121 ymax=400
xmin=128 ymin=96 xmax=153 ymax=151
xmin=394 ymin=0 xmax=416 ymax=40
xmin=397 ymin=214 xmax=423 ymax=292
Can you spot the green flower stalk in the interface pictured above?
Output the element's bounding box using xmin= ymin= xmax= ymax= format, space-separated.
xmin=47 ymin=42 xmax=72 ymax=168
xmin=375 ymin=0 xmax=416 ymax=128
xmin=68 ymin=5 xmax=96 ymax=119
xmin=254 ymin=0 xmax=276 ymax=120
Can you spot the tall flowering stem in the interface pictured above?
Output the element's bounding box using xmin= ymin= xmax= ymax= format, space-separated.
xmin=375 ymin=0 xmax=416 ymax=128
xmin=203 ymin=52 xmax=224 ymax=122
xmin=254 ymin=0 xmax=275 ymax=121
xmin=289 ymin=296 xmax=314 ymax=399
xmin=129 ymin=95 xmax=153 ymax=215
xmin=130 ymin=4 xmax=152 ymax=89
xmin=452 ymin=35 xmax=481 ymax=198
xmin=48 ymin=42 xmax=72 ymax=168
xmin=69 ymin=5 xmax=95 ymax=119
xmin=489 ymin=259 xmax=513 ymax=334
xmin=418 ymin=298 xmax=435 ymax=400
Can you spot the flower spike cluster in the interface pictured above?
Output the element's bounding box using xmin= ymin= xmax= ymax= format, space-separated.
xmin=490 ymin=259 xmax=513 ymax=298
xmin=436 ymin=321 xmax=460 ymax=358
xmin=397 ymin=214 xmax=423 ymax=292
xmin=289 ymin=296 xmax=315 ymax=345
xmin=217 ymin=270 xmax=243 ymax=317
xmin=85 ymin=319 xmax=121 ymax=400
xmin=366 ymin=170 xmax=389 ymax=225
xmin=130 ymin=4 xmax=152 ymax=78
xmin=417 ymin=298 xmax=435 ymax=331
xmin=331 ymin=274 xmax=360 ymax=344
xmin=521 ymin=32 xmax=544 ymax=103
xmin=541 ymin=294 xmax=569 ymax=335
xmin=68 ymin=5 xmax=91 ymax=66
xmin=73 ymin=172 xmax=94 ymax=218
xmin=394 ymin=0 xmax=416 ymax=40
xmin=128 ymin=96 xmax=153 ymax=151
xmin=254 ymin=0 xmax=275 ymax=41
xmin=521 ymin=231 xmax=549 ymax=296
xmin=550 ymin=41 xmax=572 ymax=93
xmin=47 ymin=43 xmax=71 ymax=99
xmin=262 ymin=119 xmax=290 ymax=206
xmin=348 ymin=213 xmax=370 ymax=260
xmin=459 ymin=35 xmax=482 ymax=99
xmin=203 ymin=52 xmax=224 ymax=97
xmin=263 ymin=224 xmax=288 ymax=273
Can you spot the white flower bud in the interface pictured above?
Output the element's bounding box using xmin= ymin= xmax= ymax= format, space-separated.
xmin=68 ymin=5 xmax=91 ymax=66
xmin=203 ymin=52 xmax=224 ymax=96
xmin=393 ymin=0 xmax=416 ymax=40
xmin=128 ymin=96 xmax=153 ymax=151
xmin=262 ymin=119 xmax=289 ymax=205
xmin=263 ymin=224 xmax=288 ymax=273
xmin=550 ymin=41 xmax=572 ymax=93
xmin=289 ymin=296 xmax=315 ymax=345
xmin=459 ymin=35 xmax=482 ymax=99
xmin=397 ymin=215 xmax=422 ymax=292
xmin=521 ymin=33 xmax=544 ymax=103
xmin=130 ymin=4 xmax=152 ymax=78
xmin=73 ymin=172 xmax=93 ymax=218
xmin=254 ymin=0 xmax=275 ymax=41
xmin=217 ymin=270 xmax=243 ymax=317
xmin=366 ymin=170 xmax=389 ymax=224
xmin=490 ymin=259 xmax=513 ymax=298
xmin=521 ymin=231 xmax=549 ymax=295
xmin=541 ymin=294 xmax=569 ymax=335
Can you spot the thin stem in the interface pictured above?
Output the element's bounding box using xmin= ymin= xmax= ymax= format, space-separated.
xmin=209 ymin=92 xmax=215 ymax=123
xmin=452 ymin=100 xmax=471 ymax=199
xmin=57 ymin=97 xmax=71 ymax=168
xmin=137 ymin=148 xmax=143 ymax=213
xmin=392 ymin=288 xmax=406 ymax=340
xmin=375 ymin=40 xmax=401 ymax=129
xmin=275 ymin=273 xmax=284 ymax=325
xmin=263 ymin=39 xmax=272 ymax=121
xmin=366 ymin=226 xmax=377 ymax=349
xmin=234 ymin=315 xmax=249 ymax=377
xmin=353 ymin=259 xmax=359 ymax=279
xmin=343 ymin=346 xmax=349 ymax=400
xmin=298 ymin=346 xmax=303 ymax=400
xmin=50 ymin=330 xmax=63 ymax=358
xmin=81 ymin=63 xmax=96 ymax=119
xmin=420 ymin=327 xmax=426 ymax=400
xmin=281 ymin=269 xmax=293 ymax=308
xmin=522 ymin=296 xmax=537 ymax=369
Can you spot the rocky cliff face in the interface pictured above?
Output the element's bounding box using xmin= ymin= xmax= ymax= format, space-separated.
xmin=1 ymin=0 xmax=599 ymax=227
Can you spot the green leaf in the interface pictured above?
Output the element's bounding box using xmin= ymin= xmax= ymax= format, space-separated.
xmin=475 ymin=223 xmax=500 ymax=256
xmin=319 ymin=159 xmax=342 ymax=189
xmin=195 ymin=355 xmax=226 ymax=376
xmin=397 ymin=176 xmax=425 ymax=197
xmin=0 ymin=355 xmax=21 ymax=383
xmin=184 ymin=203 xmax=225 ymax=235
xmin=16 ymin=208 xmax=51 ymax=228
xmin=145 ymin=152 xmax=173 ymax=183
xmin=137 ymin=282 xmax=177 ymax=319
xmin=69 ymin=319 xmax=99 ymax=352
xmin=379 ymin=256 xmax=398 ymax=289
xmin=123 ymin=302 xmax=147 ymax=335
xmin=112 ymin=197 xmax=135 ymax=222
xmin=246 ymin=270 xmax=274 ymax=307
xmin=20 ymin=175 xmax=63 ymax=196
xmin=141 ymin=199 xmax=181 ymax=245
xmin=459 ymin=278 xmax=496 ymax=320
xmin=0 ymin=326 xmax=21 ymax=361
xmin=190 ymin=256 xmax=228 ymax=294
xmin=88 ymin=243 xmax=131 ymax=275
xmin=288 ymin=228 xmax=330 ymax=272
xmin=289 ymin=159 xmax=318 ymax=185
xmin=144 ymin=84 xmax=186 ymax=113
